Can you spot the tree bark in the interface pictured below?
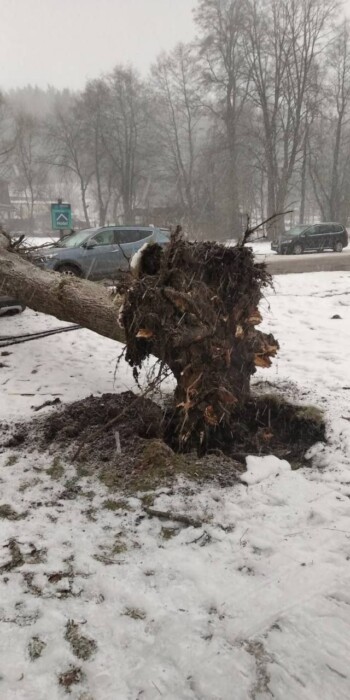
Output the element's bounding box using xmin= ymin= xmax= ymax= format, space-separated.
xmin=0 ymin=234 xmax=124 ymax=343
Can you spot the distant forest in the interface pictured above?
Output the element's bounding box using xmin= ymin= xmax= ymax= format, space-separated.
xmin=1 ymin=0 xmax=349 ymax=238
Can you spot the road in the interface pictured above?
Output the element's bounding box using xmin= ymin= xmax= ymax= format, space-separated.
xmin=259 ymin=249 xmax=350 ymax=275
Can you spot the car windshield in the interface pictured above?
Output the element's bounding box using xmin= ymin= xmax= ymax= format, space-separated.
xmin=57 ymin=229 xmax=98 ymax=248
xmin=286 ymin=225 xmax=310 ymax=237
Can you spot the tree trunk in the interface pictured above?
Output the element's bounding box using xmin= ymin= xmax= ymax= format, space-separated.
xmin=0 ymin=234 xmax=124 ymax=343
xmin=266 ymin=153 xmax=278 ymax=239
xmin=330 ymin=112 xmax=343 ymax=221
xmin=80 ymin=178 xmax=91 ymax=227
xmin=299 ymin=133 xmax=308 ymax=224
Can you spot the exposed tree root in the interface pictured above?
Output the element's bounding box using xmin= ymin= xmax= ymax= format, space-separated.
xmin=121 ymin=231 xmax=279 ymax=451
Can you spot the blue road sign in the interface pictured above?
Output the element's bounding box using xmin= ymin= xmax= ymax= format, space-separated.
xmin=51 ymin=203 xmax=72 ymax=230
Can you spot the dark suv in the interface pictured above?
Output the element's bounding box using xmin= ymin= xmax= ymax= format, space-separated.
xmin=271 ymin=223 xmax=348 ymax=255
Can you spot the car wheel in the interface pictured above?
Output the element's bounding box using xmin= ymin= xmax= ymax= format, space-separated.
xmin=333 ymin=241 xmax=343 ymax=253
xmin=293 ymin=244 xmax=303 ymax=255
xmin=57 ymin=264 xmax=82 ymax=277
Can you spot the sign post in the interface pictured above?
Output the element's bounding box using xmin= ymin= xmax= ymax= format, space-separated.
xmin=51 ymin=201 xmax=72 ymax=236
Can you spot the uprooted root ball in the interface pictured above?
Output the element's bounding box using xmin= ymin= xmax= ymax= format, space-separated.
xmin=121 ymin=233 xmax=279 ymax=451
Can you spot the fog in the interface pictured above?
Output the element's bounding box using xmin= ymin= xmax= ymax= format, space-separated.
xmin=1 ymin=0 xmax=350 ymax=239
xmin=1 ymin=0 xmax=197 ymax=90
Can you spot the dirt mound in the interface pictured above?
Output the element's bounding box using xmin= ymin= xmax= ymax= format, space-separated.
xmin=42 ymin=391 xmax=162 ymax=451
xmin=0 ymin=391 xmax=326 ymax=493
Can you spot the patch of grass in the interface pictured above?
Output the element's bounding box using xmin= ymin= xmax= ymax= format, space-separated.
xmin=65 ymin=620 xmax=97 ymax=661
xmin=295 ymin=404 xmax=324 ymax=423
xmin=76 ymin=463 xmax=93 ymax=478
xmin=125 ymin=440 xmax=189 ymax=492
xmin=0 ymin=539 xmax=24 ymax=573
xmin=140 ymin=493 xmax=155 ymax=507
xmin=5 ymin=454 xmax=18 ymax=467
xmin=26 ymin=545 xmax=47 ymax=565
xmin=102 ymin=498 xmax=131 ymax=512
xmin=23 ymin=572 xmax=43 ymax=596
xmin=161 ymin=526 xmax=179 ymax=540
xmin=244 ymin=639 xmax=273 ymax=698
xmin=82 ymin=489 xmax=96 ymax=500
xmin=0 ymin=504 xmax=26 ymax=520
xmin=98 ymin=465 xmax=121 ymax=491
xmin=28 ymin=636 xmax=46 ymax=661
xmin=19 ymin=477 xmax=41 ymax=493
xmin=252 ymin=394 xmax=325 ymax=441
xmin=98 ymin=438 xmax=242 ymax=493
xmin=64 ymin=476 xmax=80 ymax=489
xmin=111 ymin=536 xmax=128 ymax=555
xmin=82 ymin=507 xmax=97 ymax=522
xmin=46 ymin=456 xmax=64 ymax=480
xmin=123 ymin=607 xmax=146 ymax=621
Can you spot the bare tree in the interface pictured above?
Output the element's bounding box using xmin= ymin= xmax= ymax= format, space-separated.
xmin=79 ymin=79 xmax=115 ymax=226
xmin=309 ymin=19 xmax=350 ymax=223
xmin=12 ymin=112 xmax=48 ymax=233
xmin=195 ymin=0 xmax=249 ymax=237
xmin=98 ymin=67 xmax=149 ymax=223
xmin=151 ymin=43 xmax=204 ymax=231
xmin=46 ymin=96 xmax=94 ymax=226
xmin=245 ymin=0 xmax=336 ymax=234
xmin=0 ymin=94 xmax=17 ymax=168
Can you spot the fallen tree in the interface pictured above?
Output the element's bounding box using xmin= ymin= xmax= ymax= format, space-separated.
xmin=0 ymin=232 xmax=124 ymax=342
xmin=0 ymin=229 xmax=279 ymax=451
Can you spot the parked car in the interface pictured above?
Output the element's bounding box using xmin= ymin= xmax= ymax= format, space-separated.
xmin=33 ymin=226 xmax=170 ymax=280
xmin=0 ymin=297 xmax=26 ymax=316
xmin=271 ymin=223 xmax=348 ymax=255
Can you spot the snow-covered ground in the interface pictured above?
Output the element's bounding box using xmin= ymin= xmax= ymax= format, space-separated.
xmin=250 ymin=239 xmax=276 ymax=256
xmin=22 ymin=236 xmax=61 ymax=248
xmin=0 ymin=272 xmax=350 ymax=699
xmin=226 ymin=239 xmax=276 ymax=257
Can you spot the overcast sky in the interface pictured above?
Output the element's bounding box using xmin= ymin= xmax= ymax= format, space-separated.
xmin=1 ymin=0 xmax=349 ymax=92
xmin=1 ymin=0 xmax=197 ymax=91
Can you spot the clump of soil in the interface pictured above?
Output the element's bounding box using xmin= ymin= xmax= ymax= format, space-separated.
xmin=58 ymin=666 xmax=84 ymax=693
xmin=0 ymin=390 xmax=326 ymax=492
xmin=43 ymin=390 xmax=162 ymax=454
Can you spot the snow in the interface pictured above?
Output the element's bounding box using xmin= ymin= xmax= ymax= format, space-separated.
xmin=130 ymin=240 xmax=152 ymax=274
xmin=22 ymin=236 xmax=60 ymax=248
xmin=249 ymin=239 xmax=276 ymax=257
xmin=226 ymin=238 xmax=277 ymax=257
xmin=0 ymin=271 xmax=350 ymax=699
xmin=241 ymin=455 xmax=291 ymax=485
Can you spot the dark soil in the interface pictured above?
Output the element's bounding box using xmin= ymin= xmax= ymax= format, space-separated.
xmin=0 ymin=390 xmax=326 ymax=492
